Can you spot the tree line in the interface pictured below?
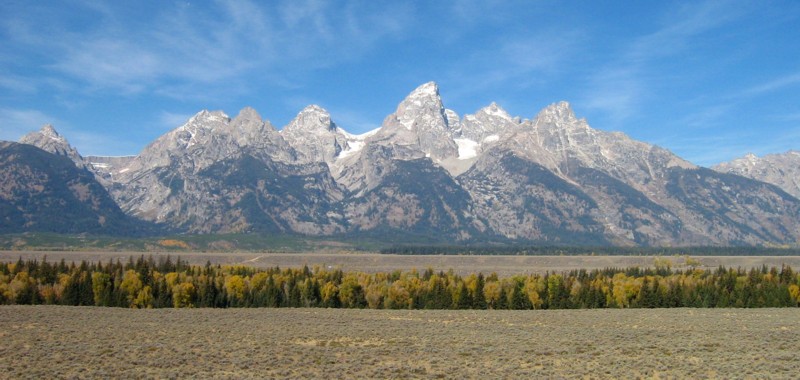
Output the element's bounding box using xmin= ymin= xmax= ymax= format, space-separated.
xmin=1 ymin=256 xmax=799 ymax=309
xmin=381 ymin=245 xmax=800 ymax=256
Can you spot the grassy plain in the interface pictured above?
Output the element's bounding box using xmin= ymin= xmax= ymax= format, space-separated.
xmin=3 ymin=250 xmax=800 ymax=276
xmin=1 ymin=306 xmax=798 ymax=378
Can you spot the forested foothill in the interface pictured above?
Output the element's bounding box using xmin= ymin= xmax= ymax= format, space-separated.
xmin=1 ymin=256 xmax=799 ymax=309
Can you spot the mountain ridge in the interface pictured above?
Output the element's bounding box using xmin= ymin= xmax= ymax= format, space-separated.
xmin=11 ymin=82 xmax=800 ymax=247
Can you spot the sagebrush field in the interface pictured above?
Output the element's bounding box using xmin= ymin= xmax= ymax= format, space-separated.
xmin=1 ymin=306 xmax=797 ymax=378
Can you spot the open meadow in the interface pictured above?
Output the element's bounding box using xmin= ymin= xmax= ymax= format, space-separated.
xmin=1 ymin=306 xmax=798 ymax=378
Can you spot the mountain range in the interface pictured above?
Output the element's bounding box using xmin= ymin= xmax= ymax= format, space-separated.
xmin=5 ymin=82 xmax=800 ymax=247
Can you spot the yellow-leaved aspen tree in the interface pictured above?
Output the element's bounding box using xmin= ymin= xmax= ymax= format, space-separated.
xmin=120 ymin=270 xmax=143 ymax=308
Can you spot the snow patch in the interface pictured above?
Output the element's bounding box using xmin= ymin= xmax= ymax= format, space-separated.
xmin=483 ymin=135 xmax=500 ymax=143
xmin=341 ymin=127 xmax=380 ymax=140
xmin=454 ymin=138 xmax=480 ymax=160
xmin=338 ymin=140 xmax=365 ymax=159
xmin=337 ymin=127 xmax=379 ymax=159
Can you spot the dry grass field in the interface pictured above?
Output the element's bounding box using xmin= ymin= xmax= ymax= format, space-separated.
xmin=3 ymin=250 xmax=800 ymax=276
xmin=1 ymin=306 xmax=798 ymax=379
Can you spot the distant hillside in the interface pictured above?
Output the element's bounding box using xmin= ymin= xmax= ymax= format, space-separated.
xmin=0 ymin=141 xmax=153 ymax=235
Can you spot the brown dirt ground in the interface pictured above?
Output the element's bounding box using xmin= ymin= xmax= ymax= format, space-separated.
xmin=2 ymin=251 xmax=800 ymax=277
xmin=0 ymin=306 xmax=798 ymax=379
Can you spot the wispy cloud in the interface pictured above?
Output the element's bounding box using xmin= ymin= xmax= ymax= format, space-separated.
xmin=158 ymin=111 xmax=194 ymax=131
xmin=0 ymin=108 xmax=59 ymax=142
xmin=581 ymin=67 xmax=644 ymax=124
xmin=660 ymin=124 xmax=800 ymax=167
xmin=3 ymin=1 xmax=412 ymax=100
xmin=581 ymin=1 xmax=748 ymax=125
xmin=627 ymin=1 xmax=745 ymax=62
xmin=740 ymin=72 xmax=800 ymax=97
xmin=444 ymin=30 xmax=583 ymax=108
xmin=678 ymin=103 xmax=735 ymax=130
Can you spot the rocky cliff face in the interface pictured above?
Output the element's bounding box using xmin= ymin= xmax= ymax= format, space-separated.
xmin=14 ymin=82 xmax=800 ymax=246
xmin=714 ymin=151 xmax=800 ymax=199
xmin=0 ymin=142 xmax=147 ymax=235
xmin=281 ymin=105 xmax=350 ymax=166
xmin=102 ymin=108 xmax=344 ymax=234
xmin=20 ymin=125 xmax=88 ymax=169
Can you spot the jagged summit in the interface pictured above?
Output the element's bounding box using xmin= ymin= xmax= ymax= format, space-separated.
xmin=369 ymin=81 xmax=458 ymax=161
xmin=283 ymin=105 xmax=337 ymax=133
xmin=460 ymin=102 xmax=520 ymax=143
xmin=188 ymin=110 xmax=230 ymax=125
xmin=40 ymin=124 xmax=60 ymax=138
xmin=282 ymin=104 xmax=348 ymax=164
xmin=389 ymin=81 xmax=449 ymax=131
xmin=479 ymin=102 xmax=513 ymax=120
xmin=10 ymin=81 xmax=800 ymax=246
xmin=535 ymin=101 xmax=578 ymax=124
xmin=23 ymin=124 xmax=65 ymax=142
xmin=714 ymin=150 xmax=800 ymax=199
xmin=408 ymin=81 xmax=439 ymax=98
xmin=232 ymin=106 xmax=263 ymax=124
xmin=19 ymin=124 xmax=85 ymax=168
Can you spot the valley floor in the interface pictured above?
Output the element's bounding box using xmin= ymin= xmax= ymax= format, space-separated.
xmin=0 ymin=306 xmax=797 ymax=378
xmin=3 ymin=251 xmax=800 ymax=277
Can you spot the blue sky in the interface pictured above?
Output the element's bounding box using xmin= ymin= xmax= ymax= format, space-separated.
xmin=1 ymin=1 xmax=799 ymax=166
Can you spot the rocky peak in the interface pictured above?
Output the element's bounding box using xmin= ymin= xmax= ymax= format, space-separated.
xmin=19 ymin=124 xmax=86 ymax=168
xmin=189 ymin=110 xmax=230 ymax=125
xmin=460 ymin=102 xmax=519 ymax=143
xmin=479 ymin=102 xmax=513 ymax=120
xmin=283 ymin=105 xmax=337 ymax=134
xmin=282 ymin=105 xmax=348 ymax=164
xmin=444 ymin=109 xmax=461 ymax=134
xmin=713 ymin=150 xmax=800 ymax=199
xmin=371 ymin=81 xmax=458 ymax=162
xmin=535 ymin=101 xmax=579 ymax=125
xmin=392 ymin=81 xmax=449 ymax=131
xmin=40 ymin=124 xmax=61 ymax=138
xmin=231 ymin=106 xmax=263 ymax=126
xmin=229 ymin=106 xmax=283 ymax=147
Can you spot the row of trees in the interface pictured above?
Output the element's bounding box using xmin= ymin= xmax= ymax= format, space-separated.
xmin=1 ymin=256 xmax=799 ymax=309
xmin=382 ymin=245 xmax=800 ymax=256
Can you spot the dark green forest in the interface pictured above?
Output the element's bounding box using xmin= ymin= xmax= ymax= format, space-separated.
xmin=1 ymin=256 xmax=799 ymax=309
